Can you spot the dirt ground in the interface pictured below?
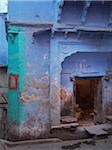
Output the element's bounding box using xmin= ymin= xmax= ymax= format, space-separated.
xmin=5 ymin=136 xmax=112 ymax=150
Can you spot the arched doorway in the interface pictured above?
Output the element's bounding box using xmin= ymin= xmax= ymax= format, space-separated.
xmin=60 ymin=52 xmax=112 ymax=125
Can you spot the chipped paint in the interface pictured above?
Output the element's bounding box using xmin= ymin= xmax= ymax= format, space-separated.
xmin=7 ymin=1 xmax=112 ymax=140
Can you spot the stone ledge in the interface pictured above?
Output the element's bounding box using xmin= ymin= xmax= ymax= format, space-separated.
xmin=0 ymin=138 xmax=62 ymax=147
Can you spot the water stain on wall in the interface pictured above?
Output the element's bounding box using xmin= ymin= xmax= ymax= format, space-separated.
xmin=20 ymin=75 xmax=49 ymax=102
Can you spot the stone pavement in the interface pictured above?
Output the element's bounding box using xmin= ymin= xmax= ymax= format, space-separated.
xmin=0 ymin=136 xmax=112 ymax=150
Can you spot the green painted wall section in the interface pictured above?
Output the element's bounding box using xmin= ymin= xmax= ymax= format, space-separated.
xmin=8 ymin=27 xmax=26 ymax=124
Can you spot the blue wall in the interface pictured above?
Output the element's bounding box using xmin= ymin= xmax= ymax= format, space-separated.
xmin=23 ymin=30 xmax=50 ymax=133
xmin=9 ymin=0 xmax=56 ymax=22
xmin=50 ymin=31 xmax=112 ymax=122
xmin=50 ymin=32 xmax=112 ymax=82
xmin=60 ymin=1 xmax=111 ymax=27
xmin=0 ymin=15 xmax=7 ymax=65
xmin=9 ymin=1 xmax=112 ymax=28
xmin=61 ymin=52 xmax=112 ymax=87
xmin=7 ymin=0 xmax=112 ymax=139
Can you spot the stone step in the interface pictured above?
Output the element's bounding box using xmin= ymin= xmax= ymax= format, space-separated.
xmin=106 ymin=116 xmax=112 ymax=122
xmin=84 ymin=125 xmax=108 ymax=136
xmin=61 ymin=116 xmax=77 ymax=124
xmin=52 ymin=123 xmax=79 ymax=130
xmin=84 ymin=124 xmax=112 ymax=136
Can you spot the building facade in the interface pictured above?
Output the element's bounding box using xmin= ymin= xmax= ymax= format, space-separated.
xmin=8 ymin=0 xmax=112 ymax=140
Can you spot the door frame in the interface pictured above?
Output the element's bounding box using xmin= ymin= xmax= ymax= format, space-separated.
xmin=72 ymin=76 xmax=103 ymax=124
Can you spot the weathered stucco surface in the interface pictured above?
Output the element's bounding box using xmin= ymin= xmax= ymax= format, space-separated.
xmin=50 ymin=31 xmax=112 ymax=125
xmin=8 ymin=27 xmax=51 ymax=140
xmin=7 ymin=1 xmax=112 ymax=140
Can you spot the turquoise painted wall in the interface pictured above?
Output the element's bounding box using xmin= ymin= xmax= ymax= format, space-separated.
xmin=8 ymin=28 xmax=26 ymax=124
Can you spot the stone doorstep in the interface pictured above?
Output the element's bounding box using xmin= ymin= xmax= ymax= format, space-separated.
xmin=50 ymin=123 xmax=112 ymax=141
xmin=84 ymin=126 xmax=107 ymax=136
xmin=106 ymin=116 xmax=112 ymax=121
xmin=84 ymin=123 xmax=112 ymax=137
xmin=51 ymin=123 xmax=112 ymax=133
xmin=61 ymin=116 xmax=78 ymax=124
xmin=51 ymin=123 xmax=79 ymax=129
xmin=0 ymin=138 xmax=62 ymax=147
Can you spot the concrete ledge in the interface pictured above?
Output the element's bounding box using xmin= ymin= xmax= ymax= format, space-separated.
xmin=51 ymin=123 xmax=79 ymax=129
xmin=0 ymin=138 xmax=62 ymax=147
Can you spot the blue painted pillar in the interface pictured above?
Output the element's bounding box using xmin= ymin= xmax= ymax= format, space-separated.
xmin=50 ymin=38 xmax=61 ymax=126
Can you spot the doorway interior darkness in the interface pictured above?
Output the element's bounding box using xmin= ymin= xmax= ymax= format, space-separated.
xmin=74 ymin=77 xmax=102 ymax=125
xmin=61 ymin=76 xmax=103 ymax=125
